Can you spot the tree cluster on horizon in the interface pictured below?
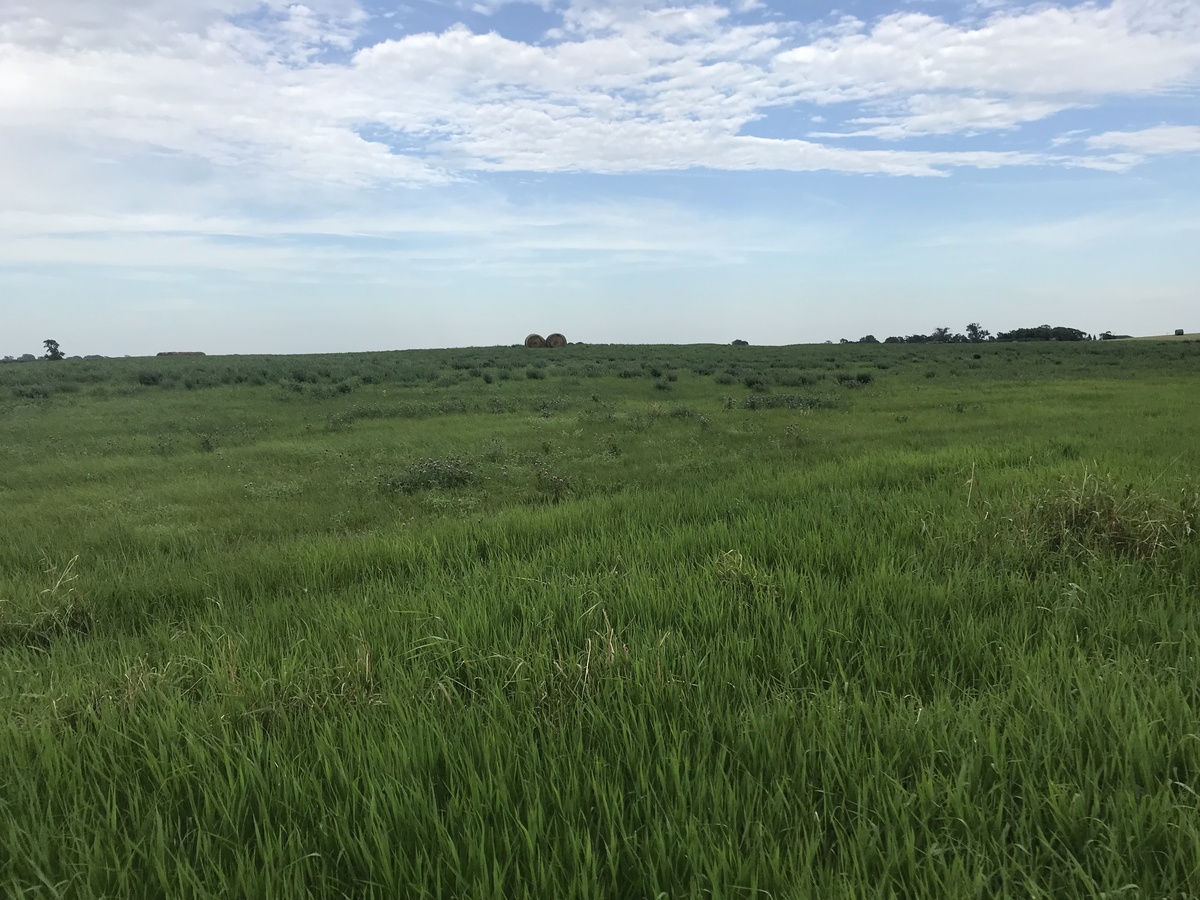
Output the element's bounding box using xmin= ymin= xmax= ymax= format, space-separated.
xmin=842 ymin=323 xmax=1100 ymax=345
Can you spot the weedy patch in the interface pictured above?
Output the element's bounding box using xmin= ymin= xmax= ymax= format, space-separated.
xmin=533 ymin=460 xmax=574 ymax=503
xmin=836 ymin=372 xmax=874 ymax=387
xmin=379 ymin=456 xmax=476 ymax=494
xmin=783 ymin=422 xmax=815 ymax=444
xmin=741 ymin=393 xmax=840 ymax=411
xmin=564 ymin=609 xmax=631 ymax=693
xmin=711 ymin=550 xmax=777 ymax=597
xmin=325 ymin=410 xmax=355 ymax=432
xmin=1016 ymin=471 xmax=1199 ymax=561
xmin=482 ymin=437 xmax=511 ymax=463
xmin=0 ymin=556 xmax=93 ymax=650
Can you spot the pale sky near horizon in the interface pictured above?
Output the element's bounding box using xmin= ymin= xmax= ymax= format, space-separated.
xmin=1 ymin=0 xmax=1197 ymax=357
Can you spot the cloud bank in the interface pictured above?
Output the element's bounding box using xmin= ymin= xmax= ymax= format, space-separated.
xmin=2 ymin=0 xmax=1198 ymax=197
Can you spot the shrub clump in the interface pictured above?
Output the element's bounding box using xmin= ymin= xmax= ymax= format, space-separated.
xmin=379 ymin=456 xmax=476 ymax=494
xmin=0 ymin=602 xmax=93 ymax=650
xmin=741 ymin=394 xmax=840 ymax=411
xmin=533 ymin=461 xmax=573 ymax=504
xmin=1018 ymin=472 xmax=1198 ymax=561
xmin=836 ymin=372 xmax=873 ymax=387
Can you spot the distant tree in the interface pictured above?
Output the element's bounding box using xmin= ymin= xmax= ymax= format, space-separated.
xmin=883 ymin=336 xmax=903 ymax=344
xmin=998 ymin=325 xmax=1088 ymax=342
xmin=839 ymin=338 xmax=851 ymax=344
xmin=731 ymin=339 xmax=749 ymax=346
xmin=965 ymin=323 xmax=992 ymax=343
xmin=929 ymin=327 xmax=953 ymax=343
xmin=42 ymin=339 xmax=64 ymax=361
xmin=905 ymin=333 xmax=928 ymax=344
xmin=858 ymin=335 xmax=880 ymax=344
xmin=1052 ymin=327 xmax=1084 ymax=341
xmin=18 ymin=354 xmax=36 ymax=362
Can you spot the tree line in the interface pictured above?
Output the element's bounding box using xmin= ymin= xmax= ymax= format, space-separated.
xmin=841 ymin=324 xmax=1126 ymax=345
xmin=2 ymin=339 xmax=67 ymax=362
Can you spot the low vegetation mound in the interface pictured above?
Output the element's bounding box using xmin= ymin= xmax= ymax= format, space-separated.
xmin=1018 ymin=471 xmax=1199 ymax=561
xmin=378 ymin=456 xmax=476 ymax=494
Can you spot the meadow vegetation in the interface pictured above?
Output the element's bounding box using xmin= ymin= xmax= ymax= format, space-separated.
xmin=1 ymin=339 xmax=1199 ymax=898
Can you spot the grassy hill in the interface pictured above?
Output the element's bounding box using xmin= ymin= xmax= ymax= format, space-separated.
xmin=1132 ymin=331 xmax=1200 ymax=341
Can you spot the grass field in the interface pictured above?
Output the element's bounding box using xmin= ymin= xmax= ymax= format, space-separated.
xmin=2 ymin=339 xmax=1199 ymax=898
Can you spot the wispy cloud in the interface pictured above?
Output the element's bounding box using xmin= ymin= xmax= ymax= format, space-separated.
xmin=812 ymin=96 xmax=1077 ymax=140
xmin=917 ymin=210 xmax=1200 ymax=250
xmin=1085 ymin=124 xmax=1200 ymax=156
xmin=0 ymin=191 xmax=832 ymax=277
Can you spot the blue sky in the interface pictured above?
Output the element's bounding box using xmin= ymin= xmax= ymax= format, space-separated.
xmin=1 ymin=0 xmax=1197 ymax=355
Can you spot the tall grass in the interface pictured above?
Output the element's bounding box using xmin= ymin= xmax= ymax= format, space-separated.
xmin=1 ymin=339 xmax=1199 ymax=897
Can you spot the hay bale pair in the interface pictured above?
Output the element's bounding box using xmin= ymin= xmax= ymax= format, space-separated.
xmin=525 ymin=333 xmax=567 ymax=348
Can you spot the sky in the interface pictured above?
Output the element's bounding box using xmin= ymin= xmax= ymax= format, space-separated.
xmin=1 ymin=0 xmax=1198 ymax=356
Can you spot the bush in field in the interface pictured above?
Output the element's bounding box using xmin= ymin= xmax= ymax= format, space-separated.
xmin=1018 ymin=472 xmax=1199 ymax=561
xmin=835 ymin=372 xmax=874 ymax=388
xmin=533 ymin=462 xmax=573 ymax=504
xmin=12 ymin=385 xmax=52 ymax=399
xmin=741 ymin=393 xmax=839 ymax=411
xmin=379 ymin=456 xmax=476 ymax=494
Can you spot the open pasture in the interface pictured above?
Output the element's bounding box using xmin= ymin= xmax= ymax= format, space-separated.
xmin=2 ymin=339 xmax=1199 ymax=898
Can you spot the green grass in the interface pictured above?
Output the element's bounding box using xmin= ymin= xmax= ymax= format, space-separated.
xmin=1 ymin=339 xmax=1199 ymax=898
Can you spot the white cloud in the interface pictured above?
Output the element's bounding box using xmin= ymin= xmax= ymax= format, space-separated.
xmin=813 ymin=95 xmax=1076 ymax=140
xmin=1085 ymin=125 xmax=1200 ymax=155
xmin=790 ymin=5 xmax=1196 ymax=97
xmin=0 ymin=0 xmax=1196 ymax=214
xmin=0 ymin=0 xmax=366 ymax=57
xmin=468 ymin=0 xmax=558 ymax=14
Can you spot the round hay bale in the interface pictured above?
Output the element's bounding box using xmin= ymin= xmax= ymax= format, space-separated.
xmin=546 ymin=333 xmax=567 ymax=348
xmin=525 ymin=334 xmax=547 ymax=348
